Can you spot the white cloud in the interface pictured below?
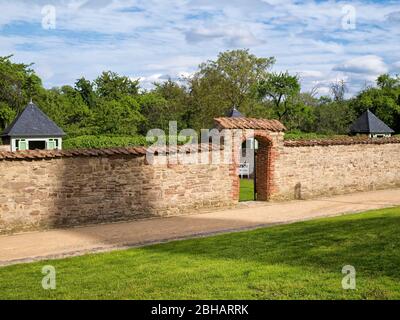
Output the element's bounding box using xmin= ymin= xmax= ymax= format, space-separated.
xmin=296 ymin=70 xmax=324 ymax=79
xmin=185 ymin=25 xmax=263 ymax=47
xmin=385 ymin=10 xmax=400 ymax=23
xmin=333 ymin=55 xmax=388 ymax=75
xmin=139 ymin=70 xmax=193 ymax=88
xmin=315 ymin=86 xmax=330 ymax=96
xmin=0 ymin=0 xmax=399 ymax=97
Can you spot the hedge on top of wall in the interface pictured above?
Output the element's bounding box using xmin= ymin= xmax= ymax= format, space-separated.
xmin=63 ymin=135 xmax=149 ymax=149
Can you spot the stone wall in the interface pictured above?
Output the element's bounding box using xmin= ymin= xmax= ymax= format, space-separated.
xmin=0 ymin=145 xmax=10 ymax=152
xmin=2 ymin=136 xmax=400 ymax=234
xmin=273 ymin=142 xmax=400 ymax=200
xmin=0 ymin=150 xmax=234 ymax=234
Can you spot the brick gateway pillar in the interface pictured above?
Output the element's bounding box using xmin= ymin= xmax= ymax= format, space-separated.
xmin=214 ymin=117 xmax=286 ymax=202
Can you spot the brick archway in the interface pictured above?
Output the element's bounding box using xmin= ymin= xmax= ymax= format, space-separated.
xmin=237 ymin=130 xmax=277 ymax=201
xmin=214 ymin=117 xmax=286 ymax=202
xmin=252 ymin=132 xmax=275 ymax=201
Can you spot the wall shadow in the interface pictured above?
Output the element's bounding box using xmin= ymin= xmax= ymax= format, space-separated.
xmin=50 ymin=152 xmax=234 ymax=230
xmin=46 ymin=208 xmax=400 ymax=281
xmin=134 ymin=214 xmax=400 ymax=280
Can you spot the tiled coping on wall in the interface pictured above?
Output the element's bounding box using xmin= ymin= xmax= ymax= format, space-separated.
xmin=1 ymin=138 xmax=400 ymax=160
xmin=0 ymin=144 xmax=224 ymax=161
xmin=284 ymin=137 xmax=400 ymax=147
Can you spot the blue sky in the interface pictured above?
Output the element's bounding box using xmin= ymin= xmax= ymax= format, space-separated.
xmin=0 ymin=0 xmax=399 ymax=96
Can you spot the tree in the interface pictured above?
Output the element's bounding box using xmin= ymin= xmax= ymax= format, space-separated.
xmin=197 ymin=49 xmax=275 ymax=108
xmin=94 ymin=71 xmax=140 ymax=100
xmin=0 ymin=102 xmax=16 ymax=129
xmin=137 ymin=92 xmax=170 ymax=133
xmin=152 ymin=79 xmax=189 ymax=129
xmin=377 ymin=74 xmax=400 ymax=90
xmin=330 ymin=80 xmax=347 ymax=102
xmin=23 ymin=74 xmax=43 ymax=102
xmin=0 ymin=55 xmax=42 ymax=114
xmin=75 ymin=77 xmax=96 ymax=108
xmin=257 ymin=71 xmax=301 ymax=121
xmin=314 ymin=100 xmax=355 ymax=134
xmin=350 ymin=76 xmax=400 ymax=132
xmin=93 ymin=96 xmax=144 ymax=135
xmin=187 ymin=49 xmax=275 ymax=130
xmin=350 ymin=74 xmax=400 ymax=132
xmin=36 ymin=86 xmax=92 ymax=137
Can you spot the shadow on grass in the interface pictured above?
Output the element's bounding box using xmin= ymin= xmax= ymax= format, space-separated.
xmin=139 ymin=211 xmax=400 ymax=280
xmin=1 ymin=209 xmax=400 ymax=299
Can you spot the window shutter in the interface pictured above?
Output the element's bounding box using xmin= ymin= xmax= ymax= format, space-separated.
xmin=19 ymin=140 xmax=27 ymax=151
xmin=47 ymin=140 xmax=56 ymax=150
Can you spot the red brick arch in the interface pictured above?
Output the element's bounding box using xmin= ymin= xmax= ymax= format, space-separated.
xmin=213 ymin=117 xmax=285 ymax=202
xmin=231 ymin=129 xmax=279 ymax=201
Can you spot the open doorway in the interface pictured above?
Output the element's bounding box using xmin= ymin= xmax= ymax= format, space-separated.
xmin=239 ymin=138 xmax=258 ymax=201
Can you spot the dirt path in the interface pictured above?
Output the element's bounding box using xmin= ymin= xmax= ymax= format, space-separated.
xmin=1 ymin=188 xmax=400 ymax=266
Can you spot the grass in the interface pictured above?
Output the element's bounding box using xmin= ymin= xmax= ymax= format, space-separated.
xmin=240 ymin=178 xmax=254 ymax=201
xmin=1 ymin=207 xmax=400 ymax=300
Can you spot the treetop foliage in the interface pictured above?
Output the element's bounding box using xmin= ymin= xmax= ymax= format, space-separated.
xmin=0 ymin=51 xmax=399 ymax=147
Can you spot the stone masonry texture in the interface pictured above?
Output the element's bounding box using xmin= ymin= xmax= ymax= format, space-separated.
xmin=273 ymin=143 xmax=400 ymax=200
xmin=1 ymin=135 xmax=400 ymax=234
xmin=0 ymin=151 xmax=234 ymax=234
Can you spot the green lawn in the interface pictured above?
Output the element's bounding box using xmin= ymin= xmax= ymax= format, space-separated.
xmin=1 ymin=207 xmax=400 ymax=300
xmin=240 ymin=178 xmax=254 ymax=201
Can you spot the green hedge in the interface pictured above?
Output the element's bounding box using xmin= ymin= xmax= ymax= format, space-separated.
xmin=63 ymin=135 xmax=193 ymax=149
xmin=284 ymin=132 xmax=347 ymax=140
xmin=63 ymin=135 xmax=148 ymax=149
xmin=63 ymin=132 xmax=400 ymax=149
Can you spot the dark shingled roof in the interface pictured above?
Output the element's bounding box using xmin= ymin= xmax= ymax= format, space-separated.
xmin=2 ymin=102 xmax=65 ymax=137
xmin=349 ymin=109 xmax=394 ymax=134
xmin=227 ymin=107 xmax=244 ymax=118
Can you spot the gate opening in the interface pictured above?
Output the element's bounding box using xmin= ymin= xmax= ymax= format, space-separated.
xmin=236 ymin=133 xmax=274 ymax=202
xmin=239 ymin=138 xmax=258 ymax=201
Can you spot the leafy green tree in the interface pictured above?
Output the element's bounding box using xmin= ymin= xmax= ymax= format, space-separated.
xmin=4 ymin=51 xmax=399 ymax=146
xmin=377 ymin=74 xmax=400 ymax=90
xmin=314 ymin=100 xmax=355 ymax=134
xmin=285 ymin=93 xmax=318 ymax=132
xmin=137 ymin=92 xmax=170 ymax=133
xmin=152 ymin=79 xmax=189 ymax=129
xmin=0 ymin=102 xmax=16 ymax=129
xmin=75 ymin=77 xmax=96 ymax=108
xmin=187 ymin=49 xmax=275 ymax=130
xmin=0 ymin=55 xmax=42 ymax=114
xmin=93 ymin=96 xmax=144 ymax=135
xmin=350 ymin=74 xmax=400 ymax=132
xmin=257 ymin=71 xmax=301 ymax=122
xmin=36 ymin=86 xmax=92 ymax=137
xmin=94 ymin=71 xmax=139 ymax=100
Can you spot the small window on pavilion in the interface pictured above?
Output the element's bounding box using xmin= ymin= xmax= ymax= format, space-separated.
xmin=47 ymin=139 xmax=58 ymax=150
xmin=16 ymin=139 xmax=28 ymax=151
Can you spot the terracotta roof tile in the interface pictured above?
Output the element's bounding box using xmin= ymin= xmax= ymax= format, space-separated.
xmin=214 ymin=117 xmax=286 ymax=132
xmin=284 ymin=137 xmax=400 ymax=147
xmin=0 ymin=144 xmax=223 ymax=161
